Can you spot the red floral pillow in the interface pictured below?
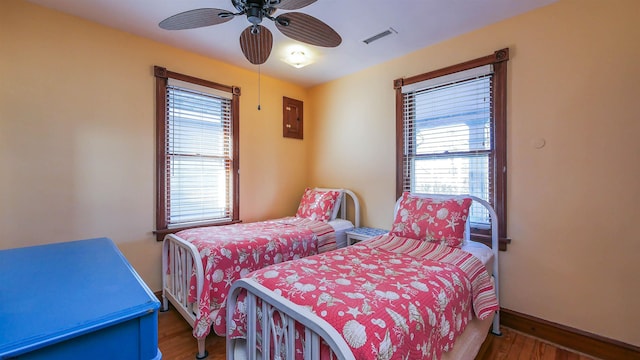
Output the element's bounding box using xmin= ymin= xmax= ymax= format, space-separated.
xmin=390 ymin=192 xmax=472 ymax=247
xmin=296 ymin=188 xmax=341 ymax=222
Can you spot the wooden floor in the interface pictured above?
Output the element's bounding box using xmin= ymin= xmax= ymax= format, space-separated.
xmin=476 ymin=327 xmax=596 ymax=360
xmin=158 ymin=306 xmax=596 ymax=360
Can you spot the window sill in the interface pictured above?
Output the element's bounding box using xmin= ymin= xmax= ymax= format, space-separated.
xmin=471 ymin=233 xmax=511 ymax=251
xmin=154 ymin=220 xmax=242 ymax=241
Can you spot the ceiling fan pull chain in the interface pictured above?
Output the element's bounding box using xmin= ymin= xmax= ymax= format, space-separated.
xmin=257 ymin=60 xmax=262 ymax=111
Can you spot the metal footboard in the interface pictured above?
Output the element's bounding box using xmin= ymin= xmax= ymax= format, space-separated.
xmin=227 ymin=278 xmax=356 ymax=360
xmin=162 ymin=234 xmax=208 ymax=359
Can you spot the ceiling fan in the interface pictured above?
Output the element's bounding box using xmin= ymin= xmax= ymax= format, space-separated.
xmin=159 ymin=0 xmax=342 ymax=65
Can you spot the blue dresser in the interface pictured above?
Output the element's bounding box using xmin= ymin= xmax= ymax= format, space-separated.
xmin=0 ymin=238 xmax=162 ymax=359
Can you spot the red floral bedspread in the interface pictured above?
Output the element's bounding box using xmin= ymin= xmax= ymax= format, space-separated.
xmin=228 ymin=235 xmax=498 ymax=359
xmin=174 ymin=217 xmax=336 ymax=339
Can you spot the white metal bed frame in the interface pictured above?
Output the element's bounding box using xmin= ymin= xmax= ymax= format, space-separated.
xmin=226 ymin=193 xmax=501 ymax=360
xmin=161 ymin=189 xmax=360 ymax=359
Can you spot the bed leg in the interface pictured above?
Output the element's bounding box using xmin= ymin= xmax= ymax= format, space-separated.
xmin=160 ymin=294 xmax=169 ymax=312
xmin=195 ymin=338 xmax=208 ymax=359
xmin=491 ymin=311 xmax=502 ymax=336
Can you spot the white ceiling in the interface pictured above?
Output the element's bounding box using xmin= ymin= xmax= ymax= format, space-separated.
xmin=26 ymin=0 xmax=556 ymax=88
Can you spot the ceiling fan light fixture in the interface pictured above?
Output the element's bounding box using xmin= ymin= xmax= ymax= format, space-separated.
xmin=283 ymin=50 xmax=312 ymax=68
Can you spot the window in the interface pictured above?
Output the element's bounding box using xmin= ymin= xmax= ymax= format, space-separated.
xmin=154 ymin=66 xmax=240 ymax=240
xmin=394 ymin=49 xmax=510 ymax=249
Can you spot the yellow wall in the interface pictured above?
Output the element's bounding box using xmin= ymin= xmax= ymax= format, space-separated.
xmin=0 ymin=0 xmax=311 ymax=293
xmin=308 ymin=0 xmax=640 ymax=347
xmin=2 ymin=0 xmax=639 ymax=349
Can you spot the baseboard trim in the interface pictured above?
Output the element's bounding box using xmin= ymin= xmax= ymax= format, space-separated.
xmin=501 ymin=308 xmax=640 ymax=360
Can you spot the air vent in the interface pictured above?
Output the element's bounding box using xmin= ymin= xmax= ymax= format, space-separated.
xmin=362 ymin=27 xmax=397 ymax=45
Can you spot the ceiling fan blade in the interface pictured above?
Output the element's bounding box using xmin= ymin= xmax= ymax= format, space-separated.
xmin=159 ymin=8 xmax=234 ymax=30
xmin=269 ymin=0 xmax=317 ymax=10
xmin=239 ymin=25 xmax=273 ymax=65
xmin=275 ymin=12 xmax=341 ymax=47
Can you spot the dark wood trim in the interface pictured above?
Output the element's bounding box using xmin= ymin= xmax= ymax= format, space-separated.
xmin=393 ymin=49 xmax=510 ymax=250
xmin=492 ymin=57 xmax=508 ymax=240
xmin=154 ymin=65 xmax=234 ymax=94
xmin=501 ymin=308 xmax=640 ymax=360
xmin=394 ymin=84 xmax=405 ymax=199
xmin=154 ymin=68 xmax=168 ymax=232
xmin=153 ymin=65 xmax=241 ymax=241
xmin=231 ymin=91 xmax=240 ymax=221
xmin=396 ymin=48 xmax=509 ymax=88
xmin=471 ymin=234 xmax=511 ymax=251
xmin=153 ymin=290 xmax=162 ymax=303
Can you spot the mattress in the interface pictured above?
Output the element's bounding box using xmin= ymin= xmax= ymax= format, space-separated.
xmin=461 ymin=240 xmax=495 ymax=276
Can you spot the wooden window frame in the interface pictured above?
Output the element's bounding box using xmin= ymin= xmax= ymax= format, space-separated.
xmin=153 ymin=66 xmax=241 ymax=241
xmin=394 ymin=49 xmax=510 ymax=250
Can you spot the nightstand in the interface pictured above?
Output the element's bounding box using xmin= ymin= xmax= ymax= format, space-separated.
xmin=345 ymin=227 xmax=388 ymax=246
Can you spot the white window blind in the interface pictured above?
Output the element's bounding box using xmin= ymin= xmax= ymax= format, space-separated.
xmin=165 ymin=81 xmax=233 ymax=226
xmin=401 ymin=66 xmax=494 ymax=226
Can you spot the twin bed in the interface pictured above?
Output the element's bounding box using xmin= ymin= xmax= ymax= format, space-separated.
xmin=163 ymin=190 xmax=501 ymax=359
xmin=162 ymin=188 xmax=360 ymax=358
